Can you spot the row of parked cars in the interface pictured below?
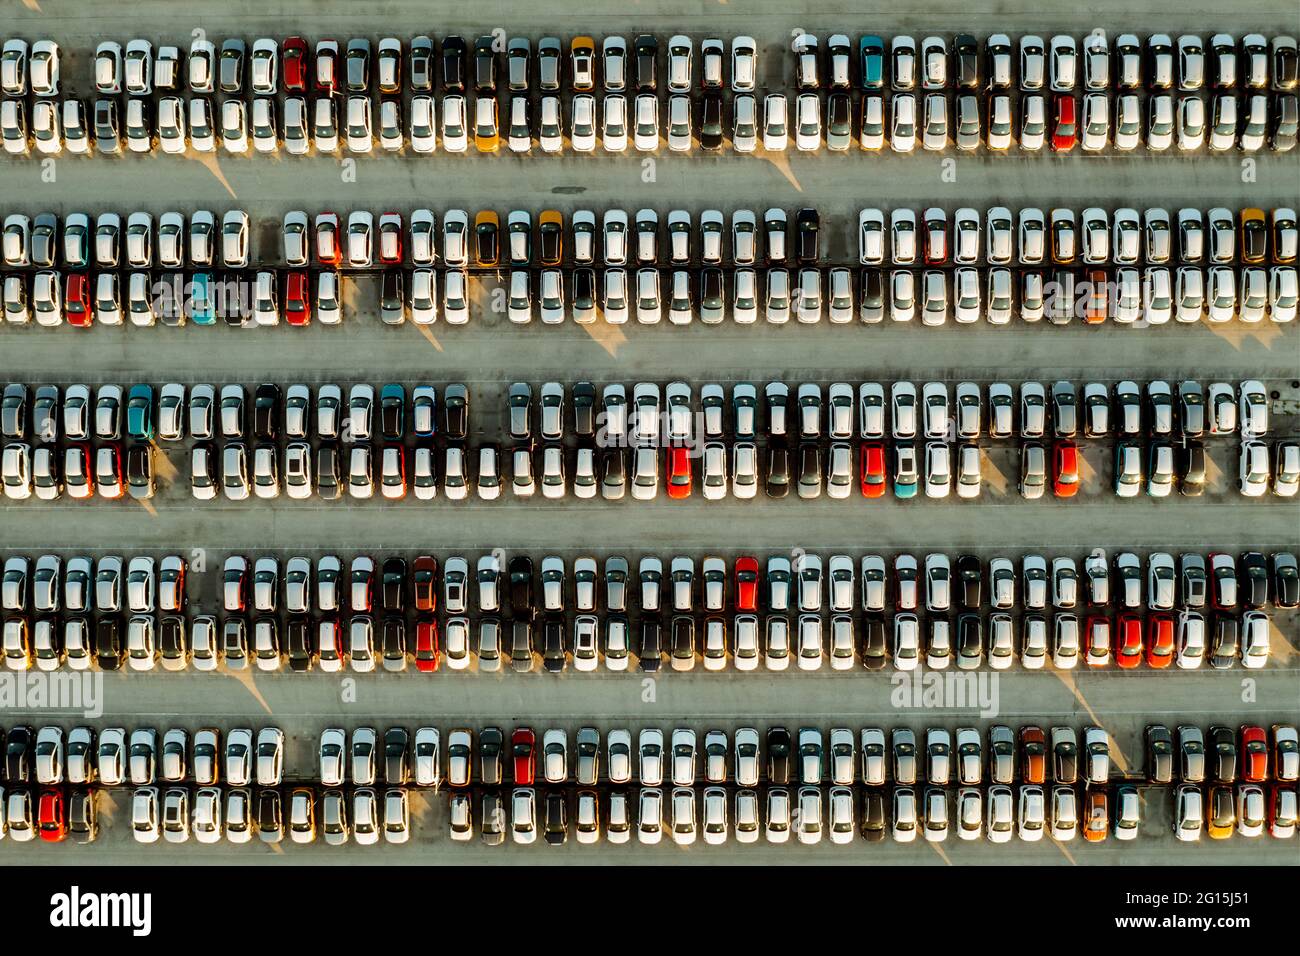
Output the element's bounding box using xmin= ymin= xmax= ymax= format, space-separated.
xmin=9 ymin=82 xmax=1295 ymax=156
xmin=5 ymin=32 xmax=1295 ymax=100
xmin=0 ymin=378 xmax=1273 ymax=447
xmin=4 ymin=549 xmax=1289 ymax=673
xmin=6 ymin=548 xmax=1294 ymax=618
xmin=2 ymin=33 xmax=1295 ymax=155
xmin=9 ymin=205 xmax=1291 ymax=273
xmin=5 ymin=258 xmax=1296 ymax=326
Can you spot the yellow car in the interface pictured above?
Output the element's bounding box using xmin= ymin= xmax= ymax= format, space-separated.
xmin=1206 ymin=785 xmax=1235 ymax=839
xmin=474 ymin=96 xmax=499 ymax=152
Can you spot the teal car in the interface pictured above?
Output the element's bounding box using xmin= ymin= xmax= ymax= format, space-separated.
xmin=126 ymin=384 xmax=154 ymax=440
xmin=860 ymin=35 xmax=885 ymax=89
xmin=894 ymin=444 xmax=918 ymax=498
xmin=189 ymin=272 xmax=215 ymax=325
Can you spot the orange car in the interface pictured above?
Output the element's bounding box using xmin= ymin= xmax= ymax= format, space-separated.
xmin=1082 ymin=789 xmax=1108 ymax=842
xmin=1019 ymin=726 xmax=1046 ymax=784
xmin=1239 ymin=208 xmax=1266 ymax=263
xmin=1146 ymin=613 xmax=1175 ymax=668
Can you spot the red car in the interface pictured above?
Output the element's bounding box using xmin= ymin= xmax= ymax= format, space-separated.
xmin=38 ymin=789 xmax=66 ymax=842
xmin=667 ymin=447 xmax=692 ymax=499
xmin=282 ymin=37 xmax=309 ymax=91
xmin=1115 ymin=613 xmax=1143 ymax=668
xmin=413 ymin=556 xmax=438 ymax=612
xmin=314 ymin=39 xmax=339 ymax=93
xmin=1051 ymin=94 xmax=1077 ymax=152
xmin=860 ymin=442 xmax=886 ymax=498
xmin=284 ymin=271 xmax=310 ymax=325
xmin=1241 ymin=726 xmax=1268 ymax=783
xmin=511 ymin=728 xmax=536 ymax=786
xmin=1052 ymin=441 xmax=1079 ymax=498
xmin=414 ymin=619 xmax=440 ymax=673
xmin=734 ymin=557 xmax=759 ymax=612
xmin=65 ymin=273 xmax=93 ymax=327
xmin=1146 ymin=613 xmax=1175 ymax=668
xmin=315 ymin=212 xmax=341 ymax=265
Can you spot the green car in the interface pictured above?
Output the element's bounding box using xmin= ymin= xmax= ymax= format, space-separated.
xmin=126 ymin=384 xmax=154 ymax=440
xmin=188 ymin=272 xmax=215 ymax=325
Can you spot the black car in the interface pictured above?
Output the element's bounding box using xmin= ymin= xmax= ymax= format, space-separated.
xmin=861 ymin=614 xmax=887 ymax=670
xmin=218 ymin=38 xmax=246 ymax=92
xmin=638 ymin=618 xmax=662 ymax=672
xmin=670 ymin=615 xmax=695 ymax=668
xmin=544 ymin=791 xmax=568 ymax=846
xmin=699 ymin=92 xmax=723 ymax=149
xmin=441 ymin=35 xmax=467 ymax=91
xmin=473 ymin=35 xmax=497 ymax=93
xmin=827 ymin=91 xmax=851 ymax=144
xmin=1177 ymin=440 xmax=1206 ymax=496
xmin=542 ymin=617 xmax=566 ymax=672
xmin=316 ymin=443 xmax=341 ymax=500
xmin=1209 ymin=724 xmax=1237 ymax=783
xmin=796 ymin=208 xmax=820 ymax=264
xmin=1209 ymin=615 xmax=1238 ymax=669
xmin=252 ymin=383 xmax=280 ymax=440
xmin=571 ymin=381 xmax=596 ymax=436
xmin=1053 ymin=732 xmax=1078 ymax=785
xmin=222 ymin=618 xmax=248 ymax=667
xmin=257 ymin=788 xmax=282 ymax=843
xmin=573 ymin=269 xmax=597 ymax=322
xmin=69 ymin=789 xmax=98 ymax=844
xmin=126 ymin=444 xmax=154 ymax=500
xmin=379 ymin=389 xmax=404 ymax=440
xmin=1239 ymin=552 xmax=1269 ymax=608
xmin=634 ymin=34 xmax=658 ymax=91
xmin=286 ymin=618 xmax=313 ymax=672
xmin=766 ymin=727 xmax=792 ymax=785
xmin=159 ymin=615 xmax=186 ymax=668
xmin=953 ymin=34 xmax=980 ymax=88
xmin=861 ymin=790 xmax=886 ymax=842
xmin=765 ymin=442 xmax=791 ymax=498
xmin=479 ymin=727 xmax=504 ymax=785
xmin=344 ymin=38 xmax=371 ymax=92
xmin=380 ymin=270 xmax=404 ymax=324
xmin=381 ymin=617 xmax=406 ymax=668
xmin=444 ymin=383 xmax=469 ymax=439
xmin=384 ymin=727 xmax=409 ymax=784
xmin=481 ymin=791 xmax=505 ymax=846
xmin=601 ymin=447 xmax=626 ymax=497
xmin=5 ymin=725 xmax=33 ymax=782
xmin=1272 ymin=553 xmax=1299 ymax=608
xmin=94 ymin=616 xmax=123 ymax=670
xmin=956 ymin=613 xmax=982 ymax=664
xmin=409 ymin=36 xmax=434 ymax=91
xmin=509 ymin=619 xmax=533 ymax=672
xmin=1145 ymin=724 xmax=1173 ymax=783
xmin=381 ymin=557 xmax=406 ymax=612
xmin=955 ymin=555 xmax=982 ymax=610
xmin=508 ymin=556 xmax=534 ymax=614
